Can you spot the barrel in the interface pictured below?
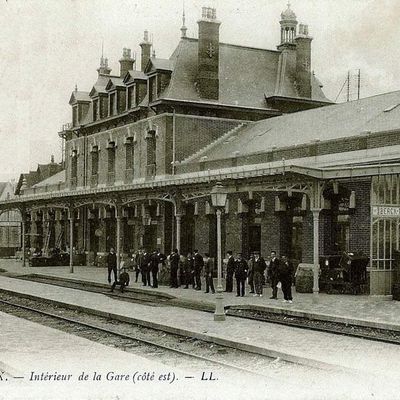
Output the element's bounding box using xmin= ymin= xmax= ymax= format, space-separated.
xmin=295 ymin=263 xmax=314 ymax=293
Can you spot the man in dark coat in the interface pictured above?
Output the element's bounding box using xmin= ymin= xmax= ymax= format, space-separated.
xmin=247 ymin=252 xmax=255 ymax=294
xmin=234 ymin=253 xmax=248 ymax=297
xmin=134 ymin=249 xmax=142 ymax=283
xmin=193 ymin=250 xmax=204 ymax=290
xmin=253 ymin=251 xmax=267 ymax=297
xmin=107 ymin=248 xmax=117 ymax=285
xmin=204 ymin=253 xmax=215 ymax=294
xmin=141 ymin=249 xmax=151 ymax=286
xmin=183 ymin=252 xmax=194 ymax=289
xmin=268 ymin=250 xmax=280 ymax=299
xmin=225 ymin=251 xmax=235 ymax=292
xmin=150 ymin=250 xmax=160 ymax=288
xmin=111 ymin=268 xmax=130 ymax=293
xmin=279 ymin=255 xmax=294 ymax=303
xmin=169 ymin=249 xmax=180 ymax=288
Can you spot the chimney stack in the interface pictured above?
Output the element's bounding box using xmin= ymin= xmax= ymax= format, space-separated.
xmin=140 ymin=30 xmax=152 ymax=71
xmin=197 ymin=7 xmax=220 ymax=100
xmin=295 ymin=24 xmax=312 ymax=98
xmin=119 ymin=48 xmax=135 ymax=78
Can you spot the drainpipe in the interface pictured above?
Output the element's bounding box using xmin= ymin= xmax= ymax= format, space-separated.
xmin=172 ymin=108 xmax=176 ymax=175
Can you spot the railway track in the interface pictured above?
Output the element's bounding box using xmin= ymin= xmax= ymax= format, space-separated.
xmin=0 ymin=293 xmax=298 ymax=380
xmin=7 ymin=273 xmax=400 ymax=345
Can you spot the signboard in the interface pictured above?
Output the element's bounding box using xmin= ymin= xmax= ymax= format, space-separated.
xmin=372 ymin=206 xmax=400 ymax=218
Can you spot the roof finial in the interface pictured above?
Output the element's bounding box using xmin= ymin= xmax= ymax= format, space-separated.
xmin=180 ymin=0 xmax=187 ymax=38
xmin=74 ymin=84 xmax=78 ymax=92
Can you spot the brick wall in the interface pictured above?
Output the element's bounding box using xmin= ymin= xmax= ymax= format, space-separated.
xmin=344 ymin=180 xmax=371 ymax=255
xmin=64 ymin=114 xmax=244 ymax=188
xmin=174 ymin=115 xmax=242 ymax=161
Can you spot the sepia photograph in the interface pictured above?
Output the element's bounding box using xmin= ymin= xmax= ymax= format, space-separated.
xmin=0 ymin=0 xmax=400 ymax=399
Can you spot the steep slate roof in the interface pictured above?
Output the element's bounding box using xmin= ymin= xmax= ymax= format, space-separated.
xmin=161 ymin=38 xmax=330 ymax=109
xmin=184 ymin=90 xmax=400 ymax=163
xmin=89 ymin=74 xmax=114 ymax=96
xmin=106 ymin=77 xmax=125 ymax=90
xmin=145 ymin=58 xmax=174 ymax=73
xmin=123 ymin=70 xmax=147 ymax=84
xmin=32 ymin=170 xmax=65 ymax=188
xmin=69 ymin=91 xmax=91 ymax=105
xmin=0 ymin=183 xmax=7 ymax=198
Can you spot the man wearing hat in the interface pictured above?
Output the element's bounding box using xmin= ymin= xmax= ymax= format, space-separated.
xmin=234 ymin=253 xmax=248 ymax=297
xmin=253 ymin=251 xmax=267 ymax=297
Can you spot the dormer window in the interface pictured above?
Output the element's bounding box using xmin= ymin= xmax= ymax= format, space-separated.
xmin=127 ymin=85 xmax=135 ymax=109
xmin=148 ymin=76 xmax=157 ymax=103
xmin=109 ymin=93 xmax=116 ymax=116
xmin=93 ymin=99 xmax=99 ymax=121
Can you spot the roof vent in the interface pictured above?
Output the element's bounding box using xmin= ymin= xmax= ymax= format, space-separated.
xmin=384 ymin=104 xmax=400 ymax=112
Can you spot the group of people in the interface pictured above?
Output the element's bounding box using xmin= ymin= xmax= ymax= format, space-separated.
xmin=106 ymin=247 xmax=294 ymax=303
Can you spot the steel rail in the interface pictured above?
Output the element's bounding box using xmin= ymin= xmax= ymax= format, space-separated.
xmin=10 ymin=275 xmax=400 ymax=346
xmin=0 ymin=298 xmax=274 ymax=378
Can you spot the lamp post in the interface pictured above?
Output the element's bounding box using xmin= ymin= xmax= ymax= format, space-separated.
xmin=211 ymin=182 xmax=228 ymax=322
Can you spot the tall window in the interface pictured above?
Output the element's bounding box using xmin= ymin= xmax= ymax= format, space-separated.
xmin=71 ymin=150 xmax=78 ymax=179
xmin=93 ymin=99 xmax=98 ymax=121
xmin=108 ymin=143 xmax=115 ymax=173
xmin=127 ymin=85 xmax=135 ymax=109
xmin=91 ymin=147 xmax=99 ymax=175
xmin=146 ymin=131 xmax=156 ymax=166
xmin=125 ymin=139 xmax=134 ymax=170
xmin=109 ymin=93 xmax=115 ymax=116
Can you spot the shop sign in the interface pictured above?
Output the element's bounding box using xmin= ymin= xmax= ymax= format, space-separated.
xmin=372 ymin=206 xmax=400 ymax=218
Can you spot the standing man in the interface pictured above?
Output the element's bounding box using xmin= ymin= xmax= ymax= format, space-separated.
xmin=169 ymin=249 xmax=180 ymax=288
xmin=107 ymin=247 xmax=117 ymax=286
xmin=235 ymin=253 xmax=248 ymax=297
xmin=203 ymin=253 xmax=215 ymax=294
xmin=134 ymin=249 xmax=142 ymax=283
xmin=247 ymin=252 xmax=255 ymax=294
xmin=225 ymin=251 xmax=235 ymax=292
xmin=279 ymin=255 xmax=294 ymax=303
xmin=183 ymin=252 xmax=194 ymax=289
xmin=269 ymin=250 xmax=280 ymax=300
xmin=253 ymin=251 xmax=267 ymax=297
xmin=150 ymin=250 xmax=160 ymax=288
xmin=193 ymin=249 xmax=204 ymax=291
xmin=141 ymin=249 xmax=150 ymax=286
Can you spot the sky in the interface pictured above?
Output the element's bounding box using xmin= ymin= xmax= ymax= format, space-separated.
xmin=0 ymin=0 xmax=399 ymax=182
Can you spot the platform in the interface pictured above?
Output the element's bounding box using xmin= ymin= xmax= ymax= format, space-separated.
xmin=2 ymin=259 xmax=400 ymax=330
xmin=0 ymin=260 xmax=400 ymax=400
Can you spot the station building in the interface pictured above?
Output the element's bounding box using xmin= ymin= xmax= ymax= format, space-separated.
xmin=1 ymin=5 xmax=399 ymax=297
xmin=0 ymin=182 xmax=21 ymax=256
